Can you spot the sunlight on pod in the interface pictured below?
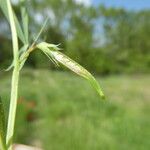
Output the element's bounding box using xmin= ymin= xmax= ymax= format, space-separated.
xmin=37 ymin=42 xmax=105 ymax=99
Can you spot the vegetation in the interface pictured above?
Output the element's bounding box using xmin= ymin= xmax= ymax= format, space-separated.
xmin=0 ymin=0 xmax=149 ymax=149
xmin=0 ymin=69 xmax=150 ymax=150
xmin=0 ymin=0 xmax=104 ymax=149
xmin=0 ymin=1 xmax=150 ymax=74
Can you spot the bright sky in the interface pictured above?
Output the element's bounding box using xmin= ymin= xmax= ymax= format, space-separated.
xmin=75 ymin=0 xmax=150 ymax=10
xmin=12 ymin=0 xmax=150 ymax=10
xmin=94 ymin=0 xmax=150 ymax=10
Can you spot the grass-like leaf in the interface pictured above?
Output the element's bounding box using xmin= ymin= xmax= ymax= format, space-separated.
xmin=0 ymin=0 xmax=26 ymax=44
xmin=5 ymin=44 xmax=29 ymax=71
xmin=5 ymin=61 xmax=14 ymax=71
xmin=0 ymin=0 xmax=9 ymax=20
xmin=20 ymin=0 xmax=29 ymax=44
xmin=37 ymin=42 xmax=105 ymax=99
xmin=33 ymin=17 xmax=49 ymax=44
xmin=14 ymin=13 xmax=26 ymax=44
xmin=0 ymin=97 xmax=6 ymax=150
xmin=19 ymin=44 xmax=29 ymax=54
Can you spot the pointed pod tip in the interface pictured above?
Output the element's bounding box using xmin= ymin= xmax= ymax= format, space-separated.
xmin=98 ymin=92 xmax=105 ymax=100
xmin=101 ymin=94 xmax=106 ymax=100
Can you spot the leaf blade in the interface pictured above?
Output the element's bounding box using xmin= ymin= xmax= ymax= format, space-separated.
xmin=33 ymin=17 xmax=49 ymax=44
xmin=14 ymin=14 xmax=26 ymax=44
xmin=20 ymin=0 xmax=29 ymax=44
xmin=0 ymin=0 xmax=26 ymax=44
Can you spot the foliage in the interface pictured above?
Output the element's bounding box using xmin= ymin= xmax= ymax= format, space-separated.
xmin=0 ymin=70 xmax=150 ymax=150
xmin=0 ymin=1 xmax=150 ymax=74
xmin=0 ymin=0 xmax=104 ymax=149
xmin=100 ymin=6 xmax=150 ymax=73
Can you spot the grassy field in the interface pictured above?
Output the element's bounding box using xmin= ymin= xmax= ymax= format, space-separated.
xmin=0 ymin=69 xmax=150 ymax=150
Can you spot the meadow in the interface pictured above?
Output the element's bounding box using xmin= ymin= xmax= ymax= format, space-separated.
xmin=0 ymin=69 xmax=149 ymax=150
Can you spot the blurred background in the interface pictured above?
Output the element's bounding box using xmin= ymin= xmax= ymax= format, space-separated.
xmin=0 ymin=0 xmax=150 ymax=149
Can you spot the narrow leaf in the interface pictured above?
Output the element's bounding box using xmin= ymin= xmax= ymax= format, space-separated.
xmin=14 ymin=14 xmax=26 ymax=44
xmin=5 ymin=44 xmax=28 ymax=71
xmin=19 ymin=44 xmax=29 ymax=54
xmin=20 ymin=0 xmax=29 ymax=44
xmin=5 ymin=61 xmax=14 ymax=71
xmin=33 ymin=17 xmax=49 ymax=44
xmin=0 ymin=0 xmax=26 ymax=44
xmin=19 ymin=44 xmax=30 ymax=70
xmin=0 ymin=0 xmax=9 ymax=20
xmin=0 ymin=97 xmax=6 ymax=150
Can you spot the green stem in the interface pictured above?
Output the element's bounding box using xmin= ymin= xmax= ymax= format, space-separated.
xmin=5 ymin=0 xmax=19 ymax=149
xmin=6 ymin=66 xmax=20 ymax=150
xmin=6 ymin=0 xmax=19 ymax=60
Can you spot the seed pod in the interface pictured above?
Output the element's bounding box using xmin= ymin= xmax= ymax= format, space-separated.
xmin=37 ymin=42 xmax=105 ymax=99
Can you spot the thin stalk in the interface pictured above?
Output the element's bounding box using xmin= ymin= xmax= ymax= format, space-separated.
xmin=6 ymin=67 xmax=20 ymax=150
xmin=5 ymin=0 xmax=19 ymax=150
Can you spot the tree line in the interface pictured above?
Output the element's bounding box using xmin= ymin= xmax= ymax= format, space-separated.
xmin=0 ymin=0 xmax=150 ymax=74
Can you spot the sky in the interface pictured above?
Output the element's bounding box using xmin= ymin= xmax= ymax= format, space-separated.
xmin=75 ymin=0 xmax=150 ymax=10
xmin=12 ymin=0 xmax=150 ymax=10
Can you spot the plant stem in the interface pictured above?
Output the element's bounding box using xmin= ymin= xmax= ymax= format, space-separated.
xmin=6 ymin=0 xmax=19 ymax=149
xmin=6 ymin=66 xmax=20 ymax=150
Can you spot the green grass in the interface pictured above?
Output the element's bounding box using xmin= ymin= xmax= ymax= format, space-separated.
xmin=0 ymin=69 xmax=150 ymax=150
